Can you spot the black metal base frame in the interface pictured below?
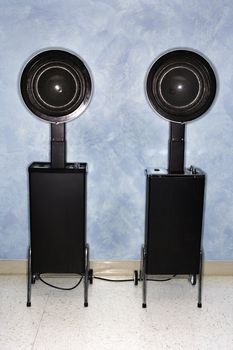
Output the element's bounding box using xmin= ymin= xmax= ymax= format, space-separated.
xmin=138 ymin=245 xmax=203 ymax=309
xmin=27 ymin=244 xmax=92 ymax=307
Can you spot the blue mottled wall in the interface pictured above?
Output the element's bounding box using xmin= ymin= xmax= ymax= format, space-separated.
xmin=0 ymin=0 xmax=232 ymax=260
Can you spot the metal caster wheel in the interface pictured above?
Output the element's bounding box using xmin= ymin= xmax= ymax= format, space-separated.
xmin=89 ymin=269 xmax=93 ymax=284
xmin=134 ymin=270 xmax=139 ymax=286
xmin=189 ymin=274 xmax=196 ymax=286
xmin=31 ymin=274 xmax=36 ymax=284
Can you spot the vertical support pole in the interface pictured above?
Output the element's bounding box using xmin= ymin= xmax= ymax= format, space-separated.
xmin=198 ymin=249 xmax=203 ymax=308
xmin=84 ymin=244 xmax=89 ymax=307
xmin=168 ymin=122 xmax=185 ymax=174
xmin=27 ymin=247 xmax=32 ymax=307
xmin=142 ymin=245 xmax=147 ymax=308
xmin=140 ymin=245 xmax=144 ymax=281
xmin=51 ymin=123 xmax=66 ymax=168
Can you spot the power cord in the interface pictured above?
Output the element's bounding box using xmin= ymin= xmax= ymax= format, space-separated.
xmin=38 ymin=272 xmax=176 ymax=288
xmin=94 ymin=274 xmax=176 ymax=282
xmin=39 ymin=274 xmax=83 ymax=290
xmin=94 ymin=276 xmax=134 ymax=282
xmin=147 ymin=274 xmax=176 ymax=282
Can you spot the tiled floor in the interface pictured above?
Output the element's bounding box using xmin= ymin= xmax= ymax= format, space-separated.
xmin=0 ymin=275 xmax=232 ymax=350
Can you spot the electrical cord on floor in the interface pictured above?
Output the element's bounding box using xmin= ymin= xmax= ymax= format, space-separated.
xmin=93 ymin=274 xmax=176 ymax=283
xmin=38 ymin=273 xmax=176 ymax=287
xmin=94 ymin=276 xmax=134 ymax=282
xmin=39 ymin=274 xmax=83 ymax=290
xmin=147 ymin=274 xmax=176 ymax=282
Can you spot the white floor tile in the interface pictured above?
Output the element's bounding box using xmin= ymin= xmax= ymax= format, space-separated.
xmin=0 ymin=276 xmax=49 ymax=350
xmin=0 ymin=276 xmax=233 ymax=350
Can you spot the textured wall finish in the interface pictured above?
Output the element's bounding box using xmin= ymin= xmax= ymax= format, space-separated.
xmin=0 ymin=0 xmax=232 ymax=260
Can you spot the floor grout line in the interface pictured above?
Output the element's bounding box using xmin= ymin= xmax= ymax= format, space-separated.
xmin=31 ymin=291 xmax=50 ymax=350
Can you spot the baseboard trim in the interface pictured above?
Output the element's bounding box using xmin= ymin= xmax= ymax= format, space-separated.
xmin=0 ymin=260 xmax=28 ymax=275
xmin=0 ymin=259 xmax=233 ymax=276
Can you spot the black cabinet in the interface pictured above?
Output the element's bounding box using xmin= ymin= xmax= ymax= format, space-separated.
xmin=29 ymin=162 xmax=87 ymax=275
xmin=140 ymin=167 xmax=205 ymax=308
xmin=145 ymin=168 xmax=205 ymax=275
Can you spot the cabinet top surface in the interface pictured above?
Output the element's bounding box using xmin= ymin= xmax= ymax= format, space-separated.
xmin=146 ymin=167 xmax=205 ymax=177
xmin=29 ymin=162 xmax=87 ymax=173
